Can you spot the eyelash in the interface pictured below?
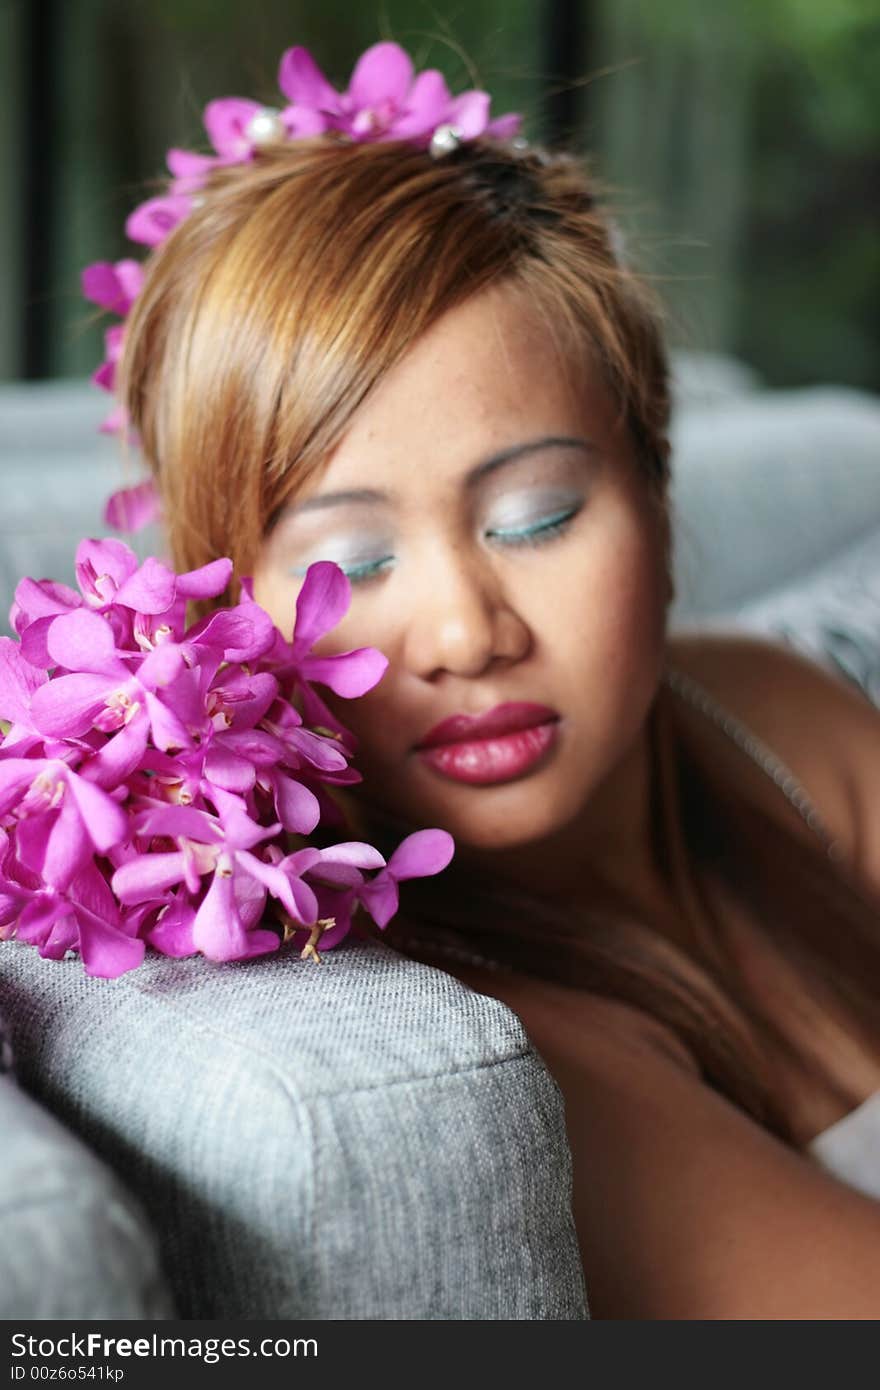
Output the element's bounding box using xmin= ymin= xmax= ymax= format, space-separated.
xmin=334 ymin=504 xmax=582 ymax=587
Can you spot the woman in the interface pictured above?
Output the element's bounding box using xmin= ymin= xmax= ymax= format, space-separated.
xmin=110 ymin=52 xmax=880 ymax=1316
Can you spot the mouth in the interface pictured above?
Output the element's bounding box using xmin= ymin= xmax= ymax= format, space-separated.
xmin=413 ymin=702 xmax=561 ymax=786
xmin=414 ymin=702 xmax=559 ymax=750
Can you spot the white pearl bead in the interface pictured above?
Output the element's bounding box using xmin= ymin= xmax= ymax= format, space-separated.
xmin=429 ymin=123 xmax=463 ymax=158
xmin=245 ymin=107 xmax=286 ymax=146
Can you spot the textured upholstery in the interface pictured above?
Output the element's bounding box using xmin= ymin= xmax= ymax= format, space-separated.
xmin=0 ymin=1015 xmax=174 ymax=1320
xmin=0 ymin=938 xmax=588 ymax=1320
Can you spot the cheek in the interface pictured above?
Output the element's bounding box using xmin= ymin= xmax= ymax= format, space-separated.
xmin=538 ymin=508 xmax=666 ymax=662
xmin=251 ymin=568 xmax=298 ymax=638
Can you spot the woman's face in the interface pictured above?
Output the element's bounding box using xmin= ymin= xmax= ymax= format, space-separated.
xmin=253 ymin=280 xmax=671 ymax=866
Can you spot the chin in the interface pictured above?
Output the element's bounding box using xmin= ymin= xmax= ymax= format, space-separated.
xmin=416 ymin=778 xmax=577 ymax=851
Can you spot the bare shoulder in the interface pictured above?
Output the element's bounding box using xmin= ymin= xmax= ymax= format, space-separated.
xmin=455 ymin=962 xmax=880 ymax=1317
xmin=451 ymin=963 xmax=702 ymax=1081
xmin=665 ymin=629 xmax=880 ymax=896
xmin=560 ymin=990 xmax=880 ymax=1317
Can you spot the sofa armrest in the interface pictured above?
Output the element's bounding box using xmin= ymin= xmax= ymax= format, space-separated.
xmin=0 ymin=937 xmax=588 ymax=1321
xmin=0 ymin=1074 xmax=175 ymax=1320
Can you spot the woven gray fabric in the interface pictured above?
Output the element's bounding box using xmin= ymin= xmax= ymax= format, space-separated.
xmin=0 ymin=1074 xmax=175 ymax=1320
xmin=0 ymin=936 xmax=588 ymax=1320
xmin=668 ymin=386 xmax=880 ymax=621
xmin=703 ymin=525 xmax=880 ymax=708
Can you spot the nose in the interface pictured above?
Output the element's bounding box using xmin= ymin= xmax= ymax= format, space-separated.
xmin=400 ymin=537 xmax=532 ymax=680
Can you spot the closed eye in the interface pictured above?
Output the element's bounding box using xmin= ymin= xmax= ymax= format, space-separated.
xmin=486 ymin=502 xmax=583 ymax=548
xmin=319 ymin=503 xmax=584 ymax=588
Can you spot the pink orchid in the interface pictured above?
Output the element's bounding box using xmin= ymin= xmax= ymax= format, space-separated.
xmin=1 ymin=543 xmax=456 ymax=978
xmin=125 ymin=193 xmax=194 ymax=248
xmin=277 ymin=41 xmax=522 ymax=147
xmin=285 ymin=829 xmax=455 ymax=951
xmin=81 ymin=260 xmax=144 ymax=317
xmin=165 ymin=98 xmax=327 ymax=197
xmin=98 ymin=400 xmax=139 ymax=443
xmin=103 ymin=478 xmax=159 ymax=532
xmin=111 ymin=798 xmax=290 ymax=961
xmin=164 ymin=100 xmax=264 ymax=196
xmin=246 ymin=562 xmax=389 ymax=746
xmin=12 ymin=540 xmax=232 ymax=667
xmin=91 ymin=323 xmax=125 ymax=395
xmin=11 ymin=860 xmax=146 ymax=978
xmin=0 ymin=755 xmax=127 ymax=891
xmin=84 ymin=38 xmax=524 ymax=515
xmin=0 ymin=637 xmax=48 ymax=749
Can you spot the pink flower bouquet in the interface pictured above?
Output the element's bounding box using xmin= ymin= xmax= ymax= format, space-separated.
xmin=0 ymin=539 xmax=454 ymax=978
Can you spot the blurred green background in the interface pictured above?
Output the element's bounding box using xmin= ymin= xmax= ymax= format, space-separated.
xmin=1 ymin=0 xmax=877 ymax=389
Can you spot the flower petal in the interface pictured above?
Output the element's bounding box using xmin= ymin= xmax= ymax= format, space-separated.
xmin=146 ymin=898 xmax=197 ymax=956
xmin=77 ymin=908 xmax=146 ymax=978
xmin=47 ymin=608 xmax=128 ymax=677
xmin=166 ymin=147 xmax=218 ymax=180
xmin=137 ymin=641 xmax=186 ymax=690
xmin=17 ymin=894 xmax=72 ymax=950
xmin=125 ymin=195 xmax=193 ymax=247
xmin=271 ymin=771 xmax=321 ymax=835
xmin=12 ymin=575 xmax=81 ymax=634
xmin=203 ymin=97 xmax=264 ymax=158
xmin=317 ymin=841 xmax=386 ymax=871
xmin=80 ymin=260 xmax=142 ymax=316
xmin=204 ymin=745 xmax=256 ymax=794
xmin=175 ymin=557 xmax=234 ymax=601
xmin=391 ymin=69 xmax=451 ymax=136
xmin=192 ymin=866 xmax=248 ymax=960
xmin=347 ymin=41 xmax=413 ymax=108
xmin=134 ymin=804 xmax=219 ymax=844
xmin=64 ymin=768 xmax=129 ymax=852
xmin=75 ymin=537 xmax=140 ymax=595
xmin=356 ymin=869 xmax=399 ymax=928
xmin=294 ymin=682 xmax=359 ymax=750
xmin=446 ymin=89 xmax=491 ymax=139
xmin=188 ymin=605 xmax=276 ymax=663
xmin=84 ymin=711 xmax=149 ymax=788
xmin=29 ymin=672 xmax=115 ymax=738
xmin=284 ymin=725 xmax=349 ymax=771
xmin=112 ymin=851 xmax=188 ymax=904
xmin=292 ymin=560 xmax=352 ymax=651
xmin=279 ymin=105 xmax=329 ymax=137
xmin=485 ymin=111 xmax=523 ymax=139
xmin=114 ymin=556 xmax=178 ymax=615
xmin=301 ymin=646 xmax=388 ymax=697
xmin=0 ymin=636 xmax=47 ymax=726
xmin=235 ymin=848 xmax=315 ymax=924
xmin=103 ymin=480 xmax=160 ymax=533
xmin=277 ymin=45 xmax=341 ymax=110
xmin=17 ymin=795 xmax=89 ymax=892
xmin=68 ymin=859 xmax=123 ymax=926
xmin=99 ymin=403 xmax=135 ymax=440
xmin=386 ymin=827 xmax=455 ymax=880
xmin=144 ymin=688 xmax=193 ymax=753
xmin=0 ymin=760 xmax=46 ymax=818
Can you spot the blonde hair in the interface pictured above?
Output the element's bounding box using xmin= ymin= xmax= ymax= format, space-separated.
xmin=115 ymin=131 xmax=879 ymax=1144
xmin=117 ymin=136 xmax=671 ymax=608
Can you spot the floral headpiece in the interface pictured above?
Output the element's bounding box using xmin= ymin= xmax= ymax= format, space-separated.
xmin=81 ymin=40 xmax=523 ymax=534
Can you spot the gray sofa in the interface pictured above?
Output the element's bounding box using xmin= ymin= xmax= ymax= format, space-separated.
xmin=0 ymin=1064 xmax=174 ymax=1320
xmin=1 ymin=355 xmax=879 ymax=1320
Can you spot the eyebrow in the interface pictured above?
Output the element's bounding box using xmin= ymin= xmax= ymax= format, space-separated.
xmin=288 ymin=436 xmax=599 ymax=515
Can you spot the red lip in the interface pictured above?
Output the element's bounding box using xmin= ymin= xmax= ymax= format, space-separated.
xmin=414 ymin=702 xmax=559 ymax=750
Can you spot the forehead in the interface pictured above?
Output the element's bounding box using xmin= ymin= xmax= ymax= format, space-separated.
xmin=312 ymin=281 xmax=619 ymax=492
